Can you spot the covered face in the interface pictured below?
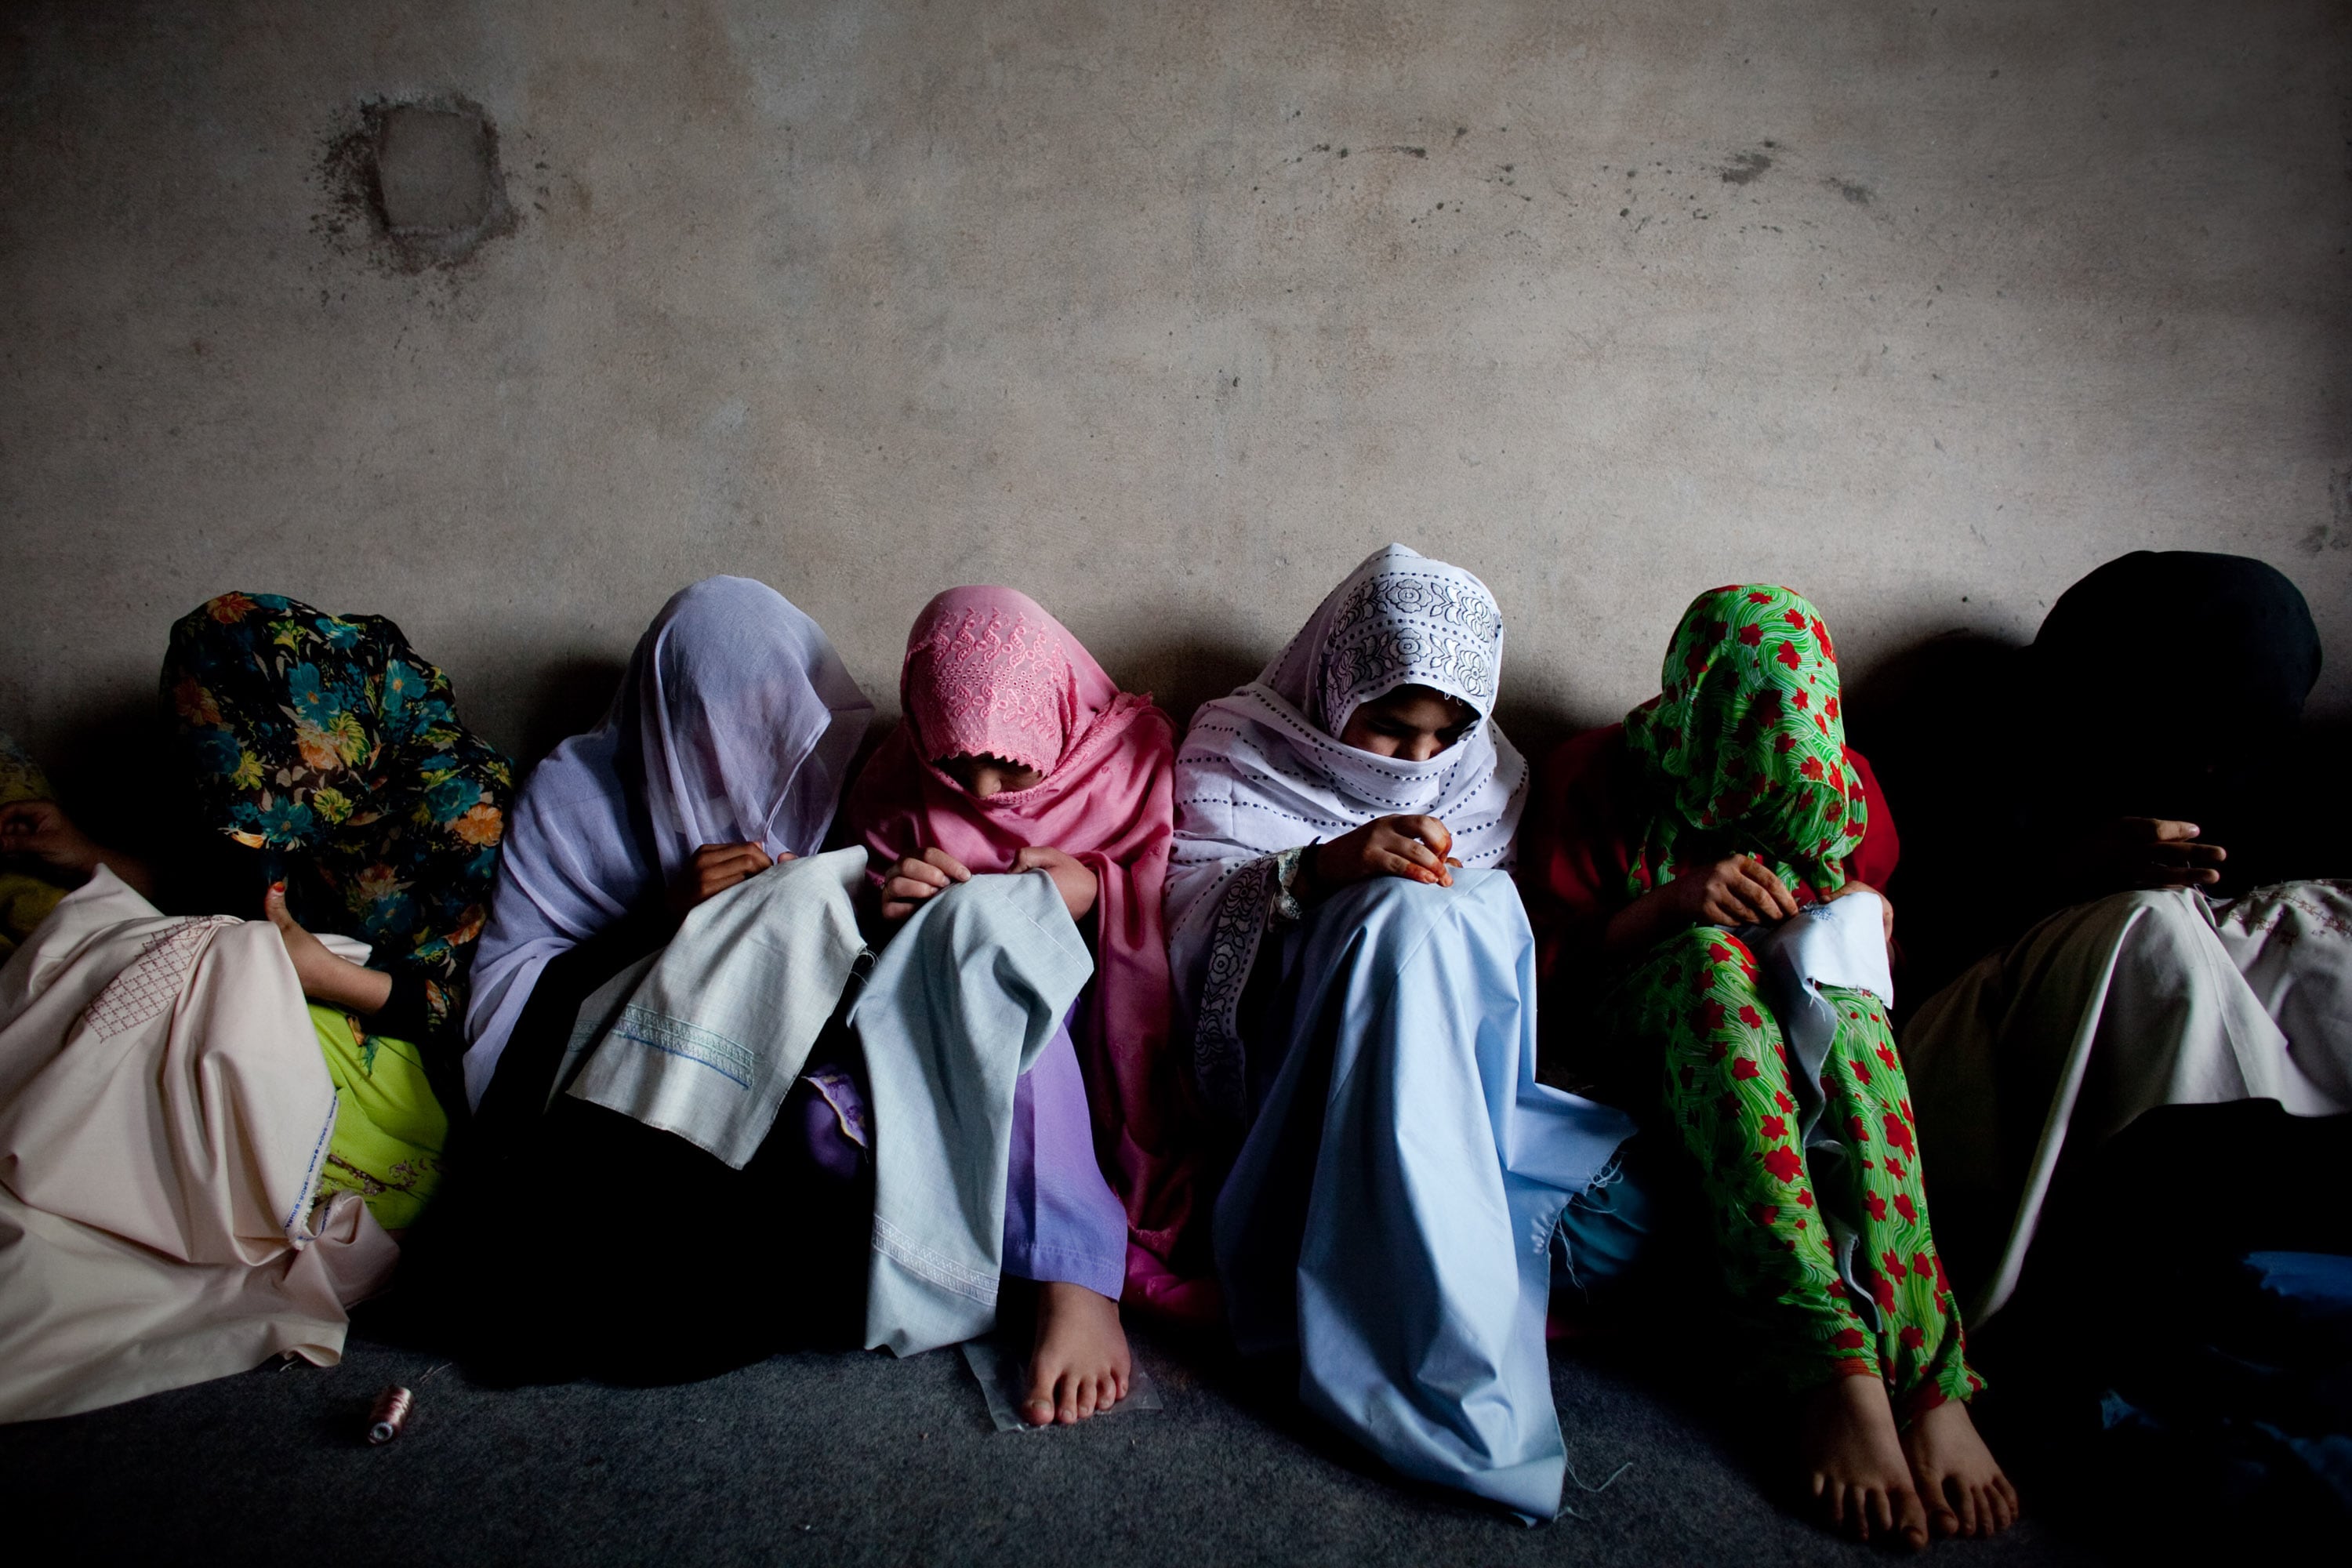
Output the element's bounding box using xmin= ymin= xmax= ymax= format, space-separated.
xmin=1624 ymin=584 xmax=1864 ymax=898
xmin=902 ymin=586 xmax=1120 ymax=782
xmin=2031 ymin=550 xmax=2321 ymax=822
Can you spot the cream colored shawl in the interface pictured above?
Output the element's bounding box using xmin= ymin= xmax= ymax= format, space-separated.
xmin=0 ymin=869 xmax=395 ymax=1422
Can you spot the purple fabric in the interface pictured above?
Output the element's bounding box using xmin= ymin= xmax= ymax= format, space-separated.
xmin=460 ymin=577 xmax=872 ymax=1107
xmin=1001 ymin=1014 xmax=1131 ymax=1300
xmin=784 ymin=1014 xmax=1127 ymax=1301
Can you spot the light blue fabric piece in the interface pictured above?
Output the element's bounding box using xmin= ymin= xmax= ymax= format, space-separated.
xmin=565 ymin=848 xmax=869 ymax=1167
xmin=1214 ymin=869 xmax=1638 ymax=1522
xmin=851 ymin=872 xmax=1094 ymax=1356
xmin=1552 ymin=1156 xmax=1655 ymax=1298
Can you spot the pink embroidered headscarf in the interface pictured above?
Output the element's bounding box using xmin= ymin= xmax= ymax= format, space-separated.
xmin=848 ymin=586 xmax=1211 ymax=1320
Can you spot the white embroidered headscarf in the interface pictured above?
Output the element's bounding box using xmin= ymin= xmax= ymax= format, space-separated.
xmin=1165 ymin=545 xmax=1526 ymax=1116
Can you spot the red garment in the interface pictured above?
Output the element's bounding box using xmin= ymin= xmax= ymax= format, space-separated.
xmin=1520 ymin=723 xmax=1900 ymax=993
xmin=847 ymin=587 xmax=1213 ymax=1320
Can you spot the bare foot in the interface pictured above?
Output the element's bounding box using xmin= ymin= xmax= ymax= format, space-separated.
xmin=1802 ymin=1373 xmax=1930 ymax=1551
xmin=1021 ymin=1281 xmax=1130 ymax=1428
xmin=1902 ymin=1398 xmax=2020 ymax=1538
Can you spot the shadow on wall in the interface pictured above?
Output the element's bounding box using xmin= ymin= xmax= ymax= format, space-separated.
xmin=514 ymin=655 xmax=629 ymax=768
xmin=1120 ymin=636 xmax=1266 ymax=736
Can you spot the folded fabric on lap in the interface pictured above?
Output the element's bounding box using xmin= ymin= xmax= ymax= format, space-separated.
xmin=565 ymin=848 xmax=869 ymax=1169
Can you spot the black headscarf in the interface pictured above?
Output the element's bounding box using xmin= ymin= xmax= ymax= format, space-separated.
xmin=2032 ymin=550 xmax=2321 ymax=826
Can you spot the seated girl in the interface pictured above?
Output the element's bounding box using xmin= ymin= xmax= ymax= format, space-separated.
xmin=1898 ymin=552 xmax=2350 ymax=1320
xmin=2 ymin=592 xmax=514 ymax=1234
xmin=1166 ymin=544 xmax=1640 ymax=1521
xmin=1522 ymin=584 xmax=2015 ymax=1548
xmin=443 ymin=575 xmax=876 ymax=1376
xmin=849 ymin=585 xmax=1204 ymax=1424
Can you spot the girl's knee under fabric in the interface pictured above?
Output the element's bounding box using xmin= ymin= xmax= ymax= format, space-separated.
xmin=162 ymin=592 xmax=514 ymax=1039
xmin=1605 ymin=928 xmax=1975 ymax=1411
xmin=1213 ymin=869 xmax=1634 ymax=1521
xmin=772 ymin=1014 xmax=1130 ymax=1301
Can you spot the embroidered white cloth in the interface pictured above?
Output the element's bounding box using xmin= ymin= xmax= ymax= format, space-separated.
xmin=1904 ymin=882 xmax=2350 ymax=1323
xmin=0 ymin=869 xmax=396 ymax=1423
xmin=1166 ymin=545 xmax=1527 ymax=1116
xmin=565 ymin=848 xmax=869 ymax=1169
xmin=1755 ymin=890 xmax=1896 ymax=1145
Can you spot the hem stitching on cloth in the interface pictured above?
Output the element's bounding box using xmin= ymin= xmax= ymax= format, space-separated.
xmin=874 ymin=1214 xmax=999 ymax=1305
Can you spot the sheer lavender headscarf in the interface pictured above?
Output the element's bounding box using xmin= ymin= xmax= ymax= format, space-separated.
xmin=459 ymin=577 xmax=871 ymax=1106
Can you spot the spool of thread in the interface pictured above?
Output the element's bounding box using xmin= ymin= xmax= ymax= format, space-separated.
xmin=366 ymin=1385 xmax=414 ymax=1445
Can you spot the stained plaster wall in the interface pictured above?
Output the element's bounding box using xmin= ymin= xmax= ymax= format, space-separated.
xmin=3 ymin=0 xmax=2347 ymax=811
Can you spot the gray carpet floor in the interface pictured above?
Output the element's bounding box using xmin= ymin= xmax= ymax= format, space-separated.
xmin=0 ymin=1319 xmax=2110 ymax=1566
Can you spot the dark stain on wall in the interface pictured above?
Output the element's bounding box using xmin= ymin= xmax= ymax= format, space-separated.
xmin=314 ymin=95 xmax=517 ymax=274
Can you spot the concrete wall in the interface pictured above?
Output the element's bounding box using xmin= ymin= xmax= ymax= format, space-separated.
xmin=4 ymin=0 xmax=2346 ymax=800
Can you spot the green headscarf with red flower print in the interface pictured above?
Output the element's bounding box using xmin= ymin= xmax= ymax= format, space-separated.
xmin=1623 ymin=584 xmax=1865 ymax=901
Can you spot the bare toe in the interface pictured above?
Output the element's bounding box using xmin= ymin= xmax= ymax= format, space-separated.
xmin=1893 ymin=1486 xmax=1930 ymax=1552
xmin=1020 ymin=1356 xmax=1056 ymax=1428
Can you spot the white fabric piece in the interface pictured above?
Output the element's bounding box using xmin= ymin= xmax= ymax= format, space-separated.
xmin=565 ymin=849 xmax=869 ymax=1169
xmin=2210 ymin=880 xmax=2352 ymax=1108
xmin=1755 ymin=891 xmax=1894 ymax=1143
xmin=1904 ymin=884 xmax=2347 ymax=1323
xmin=1167 ymin=545 xmax=1527 ymax=1112
xmin=0 ymin=870 xmax=397 ymax=1423
xmin=555 ymin=953 xmax=661 ymax=1112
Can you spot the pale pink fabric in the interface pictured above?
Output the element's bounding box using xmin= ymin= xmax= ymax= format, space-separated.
xmin=850 ymin=587 xmax=1214 ymax=1320
xmin=0 ymin=870 xmax=397 ymax=1423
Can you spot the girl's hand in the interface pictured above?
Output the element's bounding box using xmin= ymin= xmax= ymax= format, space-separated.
xmin=673 ymin=841 xmax=784 ymax=916
xmin=263 ymin=882 xmax=392 ymax=1013
xmin=1012 ymin=845 xmax=1099 ymax=922
xmin=1315 ymin=815 xmax=1461 ymax=889
xmin=1602 ymin=854 xmax=1797 ymax=957
xmin=880 ymin=847 xmax=972 ymax=920
xmin=1826 ymin=877 xmax=1896 ymax=949
xmin=1671 ymin=855 xmax=1802 ymax=927
xmin=0 ymin=799 xmax=103 ymax=877
xmin=0 ymin=797 xmax=156 ymax=895
xmin=2085 ymin=817 xmax=2226 ymax=891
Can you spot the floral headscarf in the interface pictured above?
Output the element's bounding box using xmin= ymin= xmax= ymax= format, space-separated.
xmin=1623 ymin=585 xmax=1865 ymax=900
